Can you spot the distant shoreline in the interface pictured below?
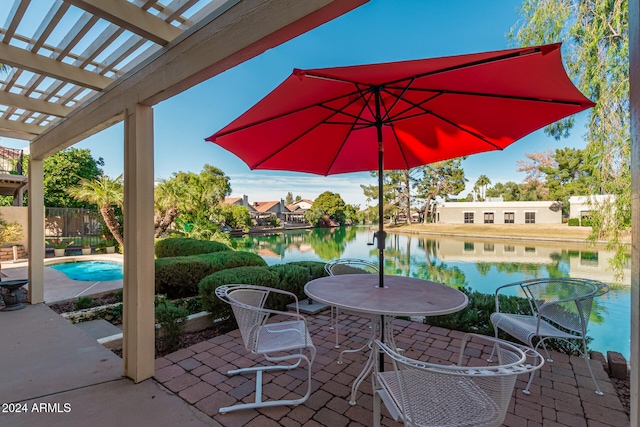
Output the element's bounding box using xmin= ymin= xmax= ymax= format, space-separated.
xmin=383 ymin=223 xmax=631 ymax=247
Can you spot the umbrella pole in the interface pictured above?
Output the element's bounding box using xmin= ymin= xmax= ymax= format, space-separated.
xmin=375 ymin=87 xmax=387 ymax=374
xmin=374 ymin=87 xmax=386 ymax=289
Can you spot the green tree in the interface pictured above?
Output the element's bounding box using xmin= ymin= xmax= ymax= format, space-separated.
xmin=511 ymin=0 xmax=629 ymax=275
xmin=343 ymin=203 xmax=362 ymax=225
xmin=361 ymin=171 xmax=405 ymax=222
xmin=155 ymin=164 xmax=231 ymax=238
xmin=37 ymin=148 xmax=104 ymax=208
xmin=413 ymin=159 xmax=466 ymax=223
xmin=540 ymin=147 xmax=594 ymax=213
xmin=285 ymin=192 xmax=294 ymax=205
xmin=67 ymin=175 xmax=124 ymax=248
xmin=217 ymin=204 xmax=251 ymax=230
xmin=306 ymin=191 xmax=346 ymax=226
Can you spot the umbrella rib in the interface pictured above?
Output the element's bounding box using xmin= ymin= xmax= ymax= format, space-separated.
xmin=301 ymin=47 xmax=550 ymax=89
xmin=324 ymin=90 xmax=372 ymax=175
xmin=212 ymin=88 xmax=370 ymax=139
xmin=388 ymin=123 xmax=411 ymax=170
xmin=252 ymin=88 xmax=371 ymax=171
xmin=381 ymin=89 xmax=443 ymax=123
xmin=382 ymin=45 xmax=548 ymax=87
xmin=392 ymin=87 xmax=587 ymax=106
xmin=379 ymin=78 xmax=416 ymax=122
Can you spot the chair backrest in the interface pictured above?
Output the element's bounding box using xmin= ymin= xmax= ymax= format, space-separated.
xmin=215 ymin=285 xmax=270 ymax=352
xmin=375 ymin=335 xmax=543 ymax=427
xmin=325 ymin=258 xmax=379 ymax=276
xmin=519 ymin=278 xmax=605 ymax=335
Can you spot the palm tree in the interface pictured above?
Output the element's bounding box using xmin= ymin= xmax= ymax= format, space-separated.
xmin=154 ymin=178 xmax=181 ymax=238
xmin=475 ymin=175 xmax=491 ymax=201
xmin=67 ymin=175 xmax=124 ymax=248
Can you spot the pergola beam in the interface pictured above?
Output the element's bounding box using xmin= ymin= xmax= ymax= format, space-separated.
xmin=30 ymin=0 xmax=367 ymax=160
xmin=0 ymin=91 xmax=72 ymax=117
xmin=0 ymin=42 xmax=113 ymax=91
xmin=0 ymin=118 xmax=44 ymax=136
xmin=64 ymin=0 xmax=182 ymax=45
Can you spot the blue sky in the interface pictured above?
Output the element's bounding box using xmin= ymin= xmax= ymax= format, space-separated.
xmin=3 ymin=0 xmax=589 ymax=207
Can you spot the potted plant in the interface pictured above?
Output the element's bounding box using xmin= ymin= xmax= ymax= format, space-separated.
xmin=81 ymin=244 xmax=91 ymax=255
xmin=46 ymin=238 xmax=72 ymax=257
xmin=98 ymin=235 xmax=116 ymax=254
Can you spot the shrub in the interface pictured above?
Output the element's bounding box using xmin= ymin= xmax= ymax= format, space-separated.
xmin=567 ymin=218 xmax=580 ymax=227
xmin=155 ymin=251 xmax=266 ymax=299
xmin=155 ymin=296 xmax=189 ymax=353
xmin=269 ymin=264 xmax=310 ymax=303
xmin=580 ymin=216 xmax=593 ymax=227
xmin=154 ymin=237 xmax=231 ymax=258
xmin=286 ymin=261 xmax=329 ymax=280
xmin=199 ymin=266 xmax=279 ymax=321
xmin=75 ymin=296 xmax=97 ymax=310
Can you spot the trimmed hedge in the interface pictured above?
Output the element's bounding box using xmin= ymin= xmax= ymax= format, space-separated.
xmin=155 ymin=237 xmax=231 ymax=258
xmin=199 ymin=262 xmax=326 ymax=323
xmin=199 ymin=266 xmax=279 ymax=320
xmin=567 ymin=218 xmax=580 ymax=227
xmin=155 ymin=251 xmax=266 ymax=298
xmin=286 ymin=261 xmax=329 ymax=280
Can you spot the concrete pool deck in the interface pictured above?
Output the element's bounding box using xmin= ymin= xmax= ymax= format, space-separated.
xmin=1 ymin=254 xmax=123 ymax=304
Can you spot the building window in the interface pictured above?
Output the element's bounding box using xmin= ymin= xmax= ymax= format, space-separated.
xmin=525 ymin=212 xmax=536 ymax=224
xmin=464 ymin=212 xmax=474 ymax=223
xmin=484 ymin=243 xmax=495 ymax=252
xmin=484 ymin=212 xmax=494 ymax=224
xmin=504 ymin=212 xmax=514 ymax=224
xmin=464 ymin=242 xmax=475 ymax=252
xmin=504 ymin=245 xmax=515 ymax=252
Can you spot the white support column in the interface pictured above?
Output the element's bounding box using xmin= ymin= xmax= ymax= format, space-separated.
xmin=123 ymin=104 xmax=155 ymax=382
xmin=630 ymin=0 xmax=639 ymax=423
xmin=27 ymin=158 xmax=44 ymax=304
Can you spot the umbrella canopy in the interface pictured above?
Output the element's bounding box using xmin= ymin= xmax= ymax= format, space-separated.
xmin=207 ymin=43 xmax=594 ymax=287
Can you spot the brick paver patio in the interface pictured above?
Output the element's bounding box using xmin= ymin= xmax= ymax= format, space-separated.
xmin=154 ymin=311 xmax=629 ymax=426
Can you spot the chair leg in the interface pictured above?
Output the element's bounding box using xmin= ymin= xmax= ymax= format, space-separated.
xmin=373 ymin=390 xmax=382 ymax=427
xmin=581 ymin=338 xmax=604 ymax=395
xmin=487 ymin=325 xmax=500 ymax=362
xmin=219 ymin=352 xmax=315 ymax=414
xmin=334 ymin=307 xmax=341 ymax=349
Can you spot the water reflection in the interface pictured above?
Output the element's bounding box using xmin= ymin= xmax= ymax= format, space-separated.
xmin=232 ymin=226 xmax=630 ymax=358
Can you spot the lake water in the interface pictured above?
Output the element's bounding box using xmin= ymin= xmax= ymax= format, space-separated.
xmin=233 ymin=226 xmax=631 ymax=359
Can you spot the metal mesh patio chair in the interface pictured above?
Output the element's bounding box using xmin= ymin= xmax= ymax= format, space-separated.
xmin=489 ymin=277 xmax=609 ymax=395
xmin=372 ymin=334 xmax=544 ymax=427
xmin=215 ymin=284 xmax=316 ymax=414
xmin=324 ymin=258 xmax=379 ymax=361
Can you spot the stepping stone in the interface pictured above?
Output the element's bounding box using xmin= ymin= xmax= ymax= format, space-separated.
xmin=288 ymin=298 xmax=329 ymax=315
xmin=75 ymin=319 xmax=122 ymax=340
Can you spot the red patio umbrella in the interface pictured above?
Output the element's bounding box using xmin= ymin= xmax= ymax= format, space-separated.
xmin=206 ymin=43 xmax=594 ymax=288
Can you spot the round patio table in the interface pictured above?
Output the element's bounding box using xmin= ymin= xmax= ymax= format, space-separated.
xmin=305 ymin=274 xmax=468 ymax=405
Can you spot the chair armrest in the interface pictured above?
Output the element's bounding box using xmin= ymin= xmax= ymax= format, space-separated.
xmin=458 ymin=333 xmax=544 ymax=372
xmin=493 ymin=281 xmax=527 ymax=313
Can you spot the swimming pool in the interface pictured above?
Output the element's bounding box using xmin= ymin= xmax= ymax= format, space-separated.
xmin=49 ymin=261 xmax=123 ymax=281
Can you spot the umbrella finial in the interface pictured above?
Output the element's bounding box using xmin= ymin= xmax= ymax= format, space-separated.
xmin=293 ymin=68 xmax=306 ymax=79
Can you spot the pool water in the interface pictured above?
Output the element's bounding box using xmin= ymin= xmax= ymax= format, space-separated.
xmin=49 ymin=261 xmax=123 ymax=281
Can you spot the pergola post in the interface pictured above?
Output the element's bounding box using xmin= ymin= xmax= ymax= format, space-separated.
xmin=122 ymin=104 xmax=155 ymax=382
xmin=630 ymin=0 xmax=639 ymax=423
xmin=27 ymin=158 xmax=44 ymax=304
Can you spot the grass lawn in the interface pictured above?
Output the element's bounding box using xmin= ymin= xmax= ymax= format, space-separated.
xmin=389 ymin=223 xmax=631 ymax=245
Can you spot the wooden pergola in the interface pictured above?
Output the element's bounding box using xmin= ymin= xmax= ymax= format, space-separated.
xmin=1 ymin=2 xmax=638 ymax=424
xmin=0 ymin=0 xmax=367 ymax=383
